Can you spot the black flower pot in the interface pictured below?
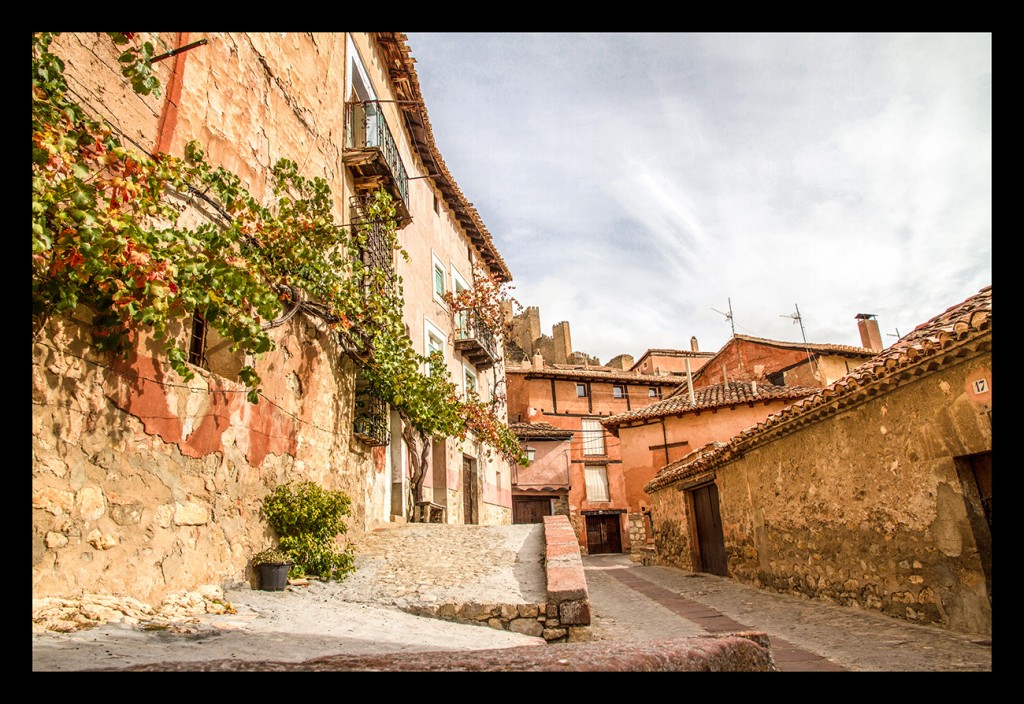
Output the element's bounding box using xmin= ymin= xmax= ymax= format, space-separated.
xmin=258 ymin=562 xmax=291 ymax=591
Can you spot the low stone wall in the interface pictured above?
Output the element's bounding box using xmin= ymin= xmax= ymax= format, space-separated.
xmin=115 ymin=633 xmax=778 ymax=671
xmin=403 ymin=515 xmax=591 ymax=643
xmin=542 ymin=514 xmax=591 ymax=642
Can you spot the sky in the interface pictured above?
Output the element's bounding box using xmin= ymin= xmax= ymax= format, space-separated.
xmin=404 ymin=33 xmax=992 ymax=364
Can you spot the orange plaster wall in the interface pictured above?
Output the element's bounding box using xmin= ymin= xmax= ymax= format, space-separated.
xmin=618 ymin=399 xmax=804 ymax=513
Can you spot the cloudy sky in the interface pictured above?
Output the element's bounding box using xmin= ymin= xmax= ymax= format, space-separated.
xmin=404 ymin=33 xmax=991 ymax=364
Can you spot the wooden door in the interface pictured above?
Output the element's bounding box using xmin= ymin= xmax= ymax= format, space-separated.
xmin=513 ymin=497 xmax=551 ymax=524
xmin=692 ymin=484 xmax=728 ymax=576
xmin=586 ymin=515 xmax=622 ymax=554
xmin=463 ymin=457 xmax=477 ymax=525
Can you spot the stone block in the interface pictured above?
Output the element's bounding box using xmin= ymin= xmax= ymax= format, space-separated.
xmin=542 ymin=627 xmax=567 ymax=641
xmin=559 ymin=599 xmax=591 ymax=626
xmin=566 ymin=626 xmax=594 ymax=642
xmin=509 ymin=618 xmax=544 ymax=638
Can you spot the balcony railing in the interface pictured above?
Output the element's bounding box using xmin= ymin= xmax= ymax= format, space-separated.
xmin=353 ymin=375 xmax=390 ymax=447
xmin=344 ymin=100 xmax=410 ymax=223
xmin=350 ymin=194 xmax=396 ymax=283
xmin=454 ymin=312 xmax=499 ymax=370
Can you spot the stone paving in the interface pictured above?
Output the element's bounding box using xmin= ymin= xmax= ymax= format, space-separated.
xmin=334 ymin=522 xmax=548 ymax=607
xmin=285 ymin=523 xmax=993 ymax=671
xmin=33 ymin=523 xmax=993 ymax=672
xmin=583 ymin=553 xmax=992 ymax=672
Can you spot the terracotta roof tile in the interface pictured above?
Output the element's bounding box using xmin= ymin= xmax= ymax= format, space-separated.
xmin=509 ymin=422 xmax=574 ymax=440
xmin=644 ymin=285 xmax=992 ymax=494
xmin=506 ymin=366 xmax=680 ymax=385
xmin=729 ymin=334 xmax=879 ymax=356
xmin=602 ymin=380 xmax=819 ymax=428
xmin=689 ymin=333 xmax=878 ymax=383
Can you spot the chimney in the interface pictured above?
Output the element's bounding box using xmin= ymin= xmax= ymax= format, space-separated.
xmin=855 ymin=313 xmax=883 ymax=351
xmin=690 ymin=336 xmax=699 ymax=352
xmin=532 ymin=351 xmax=544 ymax=371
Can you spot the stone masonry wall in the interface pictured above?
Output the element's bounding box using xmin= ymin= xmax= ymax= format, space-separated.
xmin=649 ymin=350 xmax=992 ymax=635
xmin=32 ymin=312 xmax=385 ymax=607
xmin=33 ymin=33 xmax=389 ymax=607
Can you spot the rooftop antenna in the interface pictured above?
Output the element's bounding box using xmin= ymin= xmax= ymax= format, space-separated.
xmin=887 ymin=328 xmax=902 ymax=340
xmin=780 ymin=303 xmax=818 ymax=378
xmin=712 ymin=298 xmax=736 ymax=337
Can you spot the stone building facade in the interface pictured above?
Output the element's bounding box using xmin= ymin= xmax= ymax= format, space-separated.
xmin=603 ymin=380 xmax=820 ymax=561
xmin=505 ymin=357 xmax=679 ymax=554
xmin=691 ymin=334 xmax=878 ymax=391
xmin=32 ymin=32 xmax=515 ymax=609
xmin=644 ymin=286 xmax=992 ymax=635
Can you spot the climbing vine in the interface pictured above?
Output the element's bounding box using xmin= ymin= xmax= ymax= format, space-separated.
xmin=31 ymin=31 xmax=526 ymax=465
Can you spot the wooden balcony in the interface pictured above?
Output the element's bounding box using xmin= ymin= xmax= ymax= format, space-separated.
xmin=454 ymin=312 xmax=499 ymax=370
xmin=344 ymin=100 xmax=411 ymax=227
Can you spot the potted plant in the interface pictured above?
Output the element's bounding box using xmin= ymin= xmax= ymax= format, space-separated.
xmin=252 ymin=548 xmax=293 ymax=591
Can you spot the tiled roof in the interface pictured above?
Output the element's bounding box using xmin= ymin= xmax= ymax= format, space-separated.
xmin=509 ymin=422 xmax=574 ymax=441
xmin=636 ymin=348 xmax=717 ymax=359
xmin=690 ymin=333 xmax=878 ymax=383
xmin=506 ymin=366 xmax=681 ymax=385
xmin=728 ymin=334 xmax=879 ymax=357
xmin=376 ymin=33 xmax=512 ymax=283
xmin=602 ymin=380 xmax=820 ymax=428
xmin=645 ymin=285 xmax=992 ymax=494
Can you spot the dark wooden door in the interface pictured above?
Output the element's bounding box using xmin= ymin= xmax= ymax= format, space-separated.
xmin=586 ymin=515 xmax=622 ymax=554
xmin=513 ymin=497 xmax=551 ymax=524
xmin=463 ymin=457 xmax=477 ymax=525
xmin=692 ymin=484 xmax=728 ymax=576
xmin=959 ymin=451 xmax=992 ymax=601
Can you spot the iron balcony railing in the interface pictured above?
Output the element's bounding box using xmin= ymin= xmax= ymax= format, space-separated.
xmin=349 ymin=194 xmax=396 ymax=285
xmin=345 ymin=100 xmax=409 ymax=206
xmin=353 ymin=375 xmax=390 ymax=447
xmin=455 ymin=311 xmax=498 ymax=368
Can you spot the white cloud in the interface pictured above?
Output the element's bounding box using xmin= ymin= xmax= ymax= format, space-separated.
xmin=407 ymin=32 xmax=991 ymax=363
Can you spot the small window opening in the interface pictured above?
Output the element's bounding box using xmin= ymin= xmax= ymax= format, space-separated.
xmin=188 ymin=312 xmax=208 ymax=368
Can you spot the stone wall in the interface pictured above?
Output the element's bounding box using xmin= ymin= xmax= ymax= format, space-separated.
xmin=648 ymin=349 xmax=992 ymax=635
xmin=33 ymin=33 xmax=397 ymax=607
xmin=32 ymin=312 xmax=385 ymax=607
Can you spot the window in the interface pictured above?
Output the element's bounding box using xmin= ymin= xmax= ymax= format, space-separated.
xmin=433 ymin=193 xmax=440 ymax=215
xmin=584 ymin=465 xmax=610 ymax=502
xmin=423 ymin=318 xmax=446 ymax=375
xmin=452 ymin=266 xmax=469 ymax=336
xmin=464 ymin=365 xmax=478 ymax=397
xmin=187 ymin=312 xmax=208 ymax=367
xmin=581 ymin=418 xmax=605 ymax=456
xmin=648 ymin=387 xmax=660 ymax=398
xmin=347 ymin=37 xmax=376 ymax=102
xmin=576 ymin=383 xmax=588 ymax=397
xmin=431 ymin=252 xmax=446 ymax=303
xmin=186 ymin=311 xmax=245 ymax=379
xmin=613 ymin=385 xmax=624 ymax=399
xmin=767 ymin=371 xmax=785 ymax=386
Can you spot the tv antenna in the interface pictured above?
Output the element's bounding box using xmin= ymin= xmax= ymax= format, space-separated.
xmin=887 ymin=328 xmax=902 ymax=340
xmin=780 ymin=303 xmax=818 ymax=377
xmin=712 ymin=298 xmax=735 ymax=337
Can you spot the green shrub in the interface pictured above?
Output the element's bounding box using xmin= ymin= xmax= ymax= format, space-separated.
xmin=259 ymin=481 xmax=356 ymax=581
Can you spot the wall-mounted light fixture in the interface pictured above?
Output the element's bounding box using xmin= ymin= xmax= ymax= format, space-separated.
xmin=525 ymin=446 xmax=536 ymax=464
